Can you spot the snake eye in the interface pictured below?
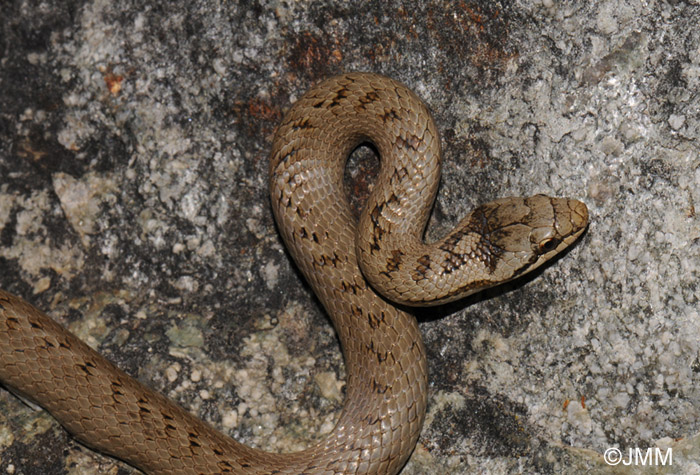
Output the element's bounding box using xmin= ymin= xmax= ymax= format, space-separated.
xmin=538 ymin=237 xmax=560 ymax=253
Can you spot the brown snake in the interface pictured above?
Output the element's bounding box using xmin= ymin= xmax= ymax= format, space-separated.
xmin=0 ymin=72 xmax=588 ymax=474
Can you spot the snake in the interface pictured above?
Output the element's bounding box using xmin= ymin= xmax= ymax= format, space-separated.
xmin=0 ymin=72 xmax=588 ymax=474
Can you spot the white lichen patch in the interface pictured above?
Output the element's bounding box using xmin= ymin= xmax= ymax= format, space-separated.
xmin=64 ymin=291 xmax=132 ymax=349
xmin=262 ymin=261 xmax=279 ymax=290
xmin=566 ymin=399 xmax=593 ymax=436
xmin=33 ymin=276 xmax=52 ymax=294
xmin=0 ymin=415 xmax=14 ymax=451
xmin=0 ymin=191 xmax=13 ymax=234
xmin=0 ymin=399 xmax=58 ymax=452
xmin=229 ymin=311 xmax=340 ymax=453
xmin=52 ymin=171 xmax=117 ymax=246
xmin=313 ymin=371 xmax=343 ymax=404
xmin=0 ymin=190 xmax=85 ymax=280
xmin=423 ymin=390 xmax=466 ymax=432
xmin=166 ymin=316 xmax=206 ymax=352
xmin=64 ymin=445 xmax=122 ymax=475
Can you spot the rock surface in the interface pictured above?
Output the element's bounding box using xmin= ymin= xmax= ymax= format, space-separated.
xmin=1 ymin=1 xmax=699 ymax=473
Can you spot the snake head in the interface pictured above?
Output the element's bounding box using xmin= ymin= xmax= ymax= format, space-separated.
xmin=361 ymin=194 xmax=588 ymax=307
xmin=468 ymin=194 xmax=589 ymax=284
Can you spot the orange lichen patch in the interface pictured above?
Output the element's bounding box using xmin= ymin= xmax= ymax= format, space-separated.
xmin=248 ymin=97 xmax=281 ymax=122
xmin=451 ymin=1 xmax=489 ymax=34
xmin=287 ymin=31 xmax=342 ymax=73
xmin=465 ymin=4 xmax=487 ymax=31
xmin=98 ymin=65 xmax=125 ymax=96
xmin=425 ymin=1 xmax=516 ymax=73
xmin=395 ymin=5 xmax=419 ymax=39
xmin=104 ymin=72 xmax=124 ymax=96
xmin=232 ymin=96 xmax=283 ymax=139
xmin=470 ymin=41 xmax=516 ymax=70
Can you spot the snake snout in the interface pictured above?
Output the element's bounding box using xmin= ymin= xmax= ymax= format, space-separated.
xmin=569 ymin=199 xmax=589 ymax=233
xmin=552 ymin=198 xmax=589 ymax=241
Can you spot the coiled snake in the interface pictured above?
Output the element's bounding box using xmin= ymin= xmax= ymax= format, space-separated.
xmin=0 ymin=73 xmax=588 ymax=474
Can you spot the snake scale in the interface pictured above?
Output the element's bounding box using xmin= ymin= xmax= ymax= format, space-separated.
xmin=0 ymin=72 xmax=588 ymax=474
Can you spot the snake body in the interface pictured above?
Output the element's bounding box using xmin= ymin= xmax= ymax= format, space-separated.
xmin=0 ymin=73 xmax=588 ymax=474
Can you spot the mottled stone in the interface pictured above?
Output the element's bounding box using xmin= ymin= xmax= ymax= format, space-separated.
xmin=0 ymin=0 xmax=699 ymax=474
